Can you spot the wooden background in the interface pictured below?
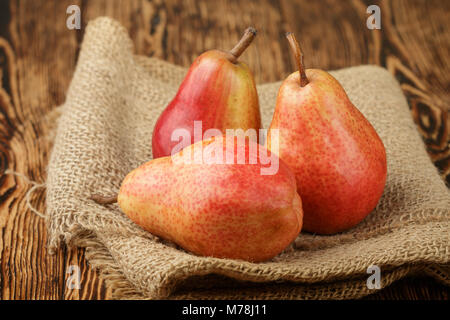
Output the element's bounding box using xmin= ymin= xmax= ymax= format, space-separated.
xmin=0 ymin=0 xmax=449 ymax=300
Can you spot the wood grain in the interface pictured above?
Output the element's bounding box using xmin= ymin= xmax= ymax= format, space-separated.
xmin=0 ymin=0 xmax=448 ymax=300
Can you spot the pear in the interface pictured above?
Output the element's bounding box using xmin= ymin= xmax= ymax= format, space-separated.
xmin=92 ymin=136 xmax=303 ymax=262
xmin=266 ymin=33 xmax=387 ymax=235
xmin=152 ymin=27 xmax=261 ymax=158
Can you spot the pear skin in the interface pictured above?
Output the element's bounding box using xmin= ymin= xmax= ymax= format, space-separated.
xmin=266 ymin=34 xmax=387 ymax=235
xmin=152 ymin=28 xmax=261 ymax=158
xmin=118 ymin=136 xmax=303 ymax=262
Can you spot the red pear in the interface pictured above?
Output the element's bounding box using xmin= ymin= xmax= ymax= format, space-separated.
xmin=92 ymin=136 xmax=303 ymax=262
xmin=152 ymin=28 xmax=261 ymax=158
xmin=266 ymin=33 xmax=387 ymax=234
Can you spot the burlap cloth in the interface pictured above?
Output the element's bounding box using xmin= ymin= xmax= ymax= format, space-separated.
xmin=46 ymin=17 xmax=450 ymax=299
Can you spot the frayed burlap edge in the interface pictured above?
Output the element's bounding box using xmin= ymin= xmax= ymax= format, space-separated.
xmin=66 ymin=230 xmax=449 ymax=300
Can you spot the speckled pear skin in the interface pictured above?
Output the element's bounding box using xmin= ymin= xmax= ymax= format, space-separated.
xmin=118 ymin=136 xmax=303 ymax=262
xmin=152 ymin=50 xmax=261 ymax=158
xmin=266 ymin=69 xmax=387 ymax=235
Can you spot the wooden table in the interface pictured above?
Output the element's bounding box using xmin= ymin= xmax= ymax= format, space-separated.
xmin=0 ymin=0 xmax=448 ymax=300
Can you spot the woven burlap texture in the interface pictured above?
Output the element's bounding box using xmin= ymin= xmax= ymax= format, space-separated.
xmin=46 ymin=17 xmax=450 ymax=299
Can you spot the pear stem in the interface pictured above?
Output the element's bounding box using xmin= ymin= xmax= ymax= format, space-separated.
xmin=229 ymin=27 xmax=257 ymax=62
xmin=90 ymin=194 xmax=118 ymax=204
xmin=286 ymin=32 xmax=309 ymax=87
